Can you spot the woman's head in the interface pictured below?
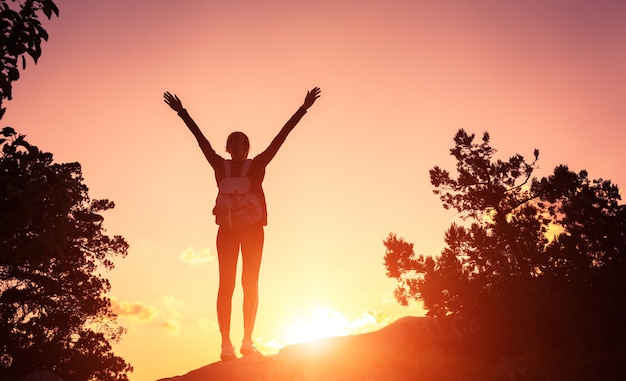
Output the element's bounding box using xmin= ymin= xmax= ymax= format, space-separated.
xmin=226 ymin=131 xmax=250 ymax=160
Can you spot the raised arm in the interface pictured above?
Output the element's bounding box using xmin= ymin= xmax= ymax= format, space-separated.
xmin=163 ymin=91 xmax=220 ymax=165
xmin=258 ymin=87 xmax=321 ymax=163
xmin=301 ymin=87 xmax=321 ymax=111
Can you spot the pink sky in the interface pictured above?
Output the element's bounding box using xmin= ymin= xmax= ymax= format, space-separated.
xmin=4 ymin=1 xmax=625 ymax=380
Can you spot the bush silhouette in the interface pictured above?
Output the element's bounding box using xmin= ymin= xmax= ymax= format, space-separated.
xmin=385 ymin=129 xmax=626 ymax=355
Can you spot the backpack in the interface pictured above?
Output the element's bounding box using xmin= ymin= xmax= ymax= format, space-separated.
xmin=213 ymin=159 xmax=263 ymax=227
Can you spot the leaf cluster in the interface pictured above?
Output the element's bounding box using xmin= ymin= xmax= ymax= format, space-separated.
xmin=0 ymin=0 xmax=58 ymax=119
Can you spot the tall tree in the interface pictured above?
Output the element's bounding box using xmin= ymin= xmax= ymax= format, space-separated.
xmin=0 ymin=2 xmax=133 ymax=379
xmin=0 ymin=129 xmax=132 ymax=381
xmin=384 ymin=129 xmax=625 ymax=351
xmin=0 ymin=0 xmax=58 ymax=119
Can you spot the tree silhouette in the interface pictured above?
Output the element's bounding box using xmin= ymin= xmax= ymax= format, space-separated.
xmin=0 ymin=2 xmax=133 ymax=379
xmin=384 ymin=129 xmax=625 ymax=353
xmin=0 ymin=129 xmax=132 ymax=380
xmin=0 ymin=0 xmax=58 ymax=119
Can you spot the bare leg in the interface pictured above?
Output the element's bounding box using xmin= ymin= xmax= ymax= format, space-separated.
xmin=241 ymin=226 xmax=264 ymax=345
xmin=216 ymin=227 xmax=240 ymax=348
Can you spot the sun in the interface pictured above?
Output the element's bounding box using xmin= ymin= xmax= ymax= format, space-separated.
xmin=282 ymin=308 xmax=351 ymax=345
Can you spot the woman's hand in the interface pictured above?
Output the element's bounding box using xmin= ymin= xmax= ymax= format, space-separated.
xmin=163 ymin=91 xmax=184 ymax=112
xmin=301 ymin=87 xmax=321 ymax=110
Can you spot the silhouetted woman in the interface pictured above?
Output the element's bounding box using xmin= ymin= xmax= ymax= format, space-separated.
xmin=163 ymin=87 xmax=321 ymax=361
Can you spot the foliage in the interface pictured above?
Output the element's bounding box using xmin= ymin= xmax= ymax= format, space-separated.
xmin=0 ymin=0 xmax=59 ymax=119
xmin=0 ymin=128 xmax=132 ymax=381
xmin=384 ymin=129 xmax=626 ymax=352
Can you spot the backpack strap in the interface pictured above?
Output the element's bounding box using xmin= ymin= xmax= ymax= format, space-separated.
xmin=223 ymin=160 xmax=231 ymax=177
xmin=240 ymin=159 xmax=252 ymax=177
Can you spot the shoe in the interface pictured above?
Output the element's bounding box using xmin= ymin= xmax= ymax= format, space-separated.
xmin=240 ymin=341 xmax=262 ymax=357
xmin=220 ymin=345 xmax=237 ymax=361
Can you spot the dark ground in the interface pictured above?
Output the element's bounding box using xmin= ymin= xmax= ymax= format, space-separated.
xmin=156 ymin=316 xmax=626 ymax=381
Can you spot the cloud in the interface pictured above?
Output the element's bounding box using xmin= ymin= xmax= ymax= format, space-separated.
xmin=180 ymin=247 xmax=216 ymax=265
xmin=161 ymin=319 xmax=181 ymax=334
xmin=349 ymin=310 xmax=395 ymax=333
xmin=254 ymin=337 xmax=285 ymax=355
xmin=109 ymin=296 xmax=157 ymax=323
xmin=108 ymin=295 xmax=187 ymax=335
xmin=161 ymin=294 xmax=183 ymax=309
xmin=197 ymin=318 xmax=219 ymax=332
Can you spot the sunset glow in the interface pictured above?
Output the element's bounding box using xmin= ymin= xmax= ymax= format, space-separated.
xmin=254 ymin=308 xmax=394 ymax=355
xmin=283 ymin=308 xmax=351 ymax=345
xmin=284 ymin=308 xmax=396 ymax=345
xmin=5 ymin=1 xmax=625 ymax=380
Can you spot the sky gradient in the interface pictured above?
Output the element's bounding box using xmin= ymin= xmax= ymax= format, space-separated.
xmin=4 ymin=1 xmax=625 ymax=380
